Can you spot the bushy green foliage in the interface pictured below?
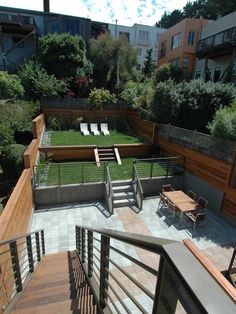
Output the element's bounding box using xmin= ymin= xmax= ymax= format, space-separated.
xmin=0 ymin=72 xmax=24 ymax=99
xmin=18 ymin=60 xmax=66 ymax=100
xmin=89 ymin=88 xmax=117 ymax=109
xmin=208 ymin=102 xmax=236 ymax=140
xmin=120 ymin=80 xmax=154 ymax=111
xmin=0 ymin=144 xmax=26 ymax=178
xmin=0 ymin=99 xmax=39 ymax=147
xmin=153 ymin=63 xmax=183 ymax=84
xmin=89 ymin=33 xmax=137 ymax=90
xmin=39 ymin=33 xmax=92 ymax=78
xmin=151 ymin=80 xmax=236 ymax=132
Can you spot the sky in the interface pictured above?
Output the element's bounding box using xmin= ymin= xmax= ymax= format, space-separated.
xmin=0 ymin=0 xmax=190 ymax=26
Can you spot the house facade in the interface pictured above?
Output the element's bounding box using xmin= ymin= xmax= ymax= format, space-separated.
xmin=108 ymin=23 xmax=165 ymax=68
xmin=157 ymin=18 xmax=209 ymax=79
xmin=194 ymin=11 xmax=236 ymax=82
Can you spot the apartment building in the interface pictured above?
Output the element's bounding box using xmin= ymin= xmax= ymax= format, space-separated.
xmin=0 ymin=1 xmax=107 ymax=72
xmin=108 ymin=23 xmax=165 ymax=68
xmin=157 ymin=18 xmax=209 ymax=79
xmin=194 ymin=11 xmax=236 ymax=82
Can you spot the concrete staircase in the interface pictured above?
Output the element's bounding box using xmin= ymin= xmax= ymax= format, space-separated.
xmin=112 ymin=180 xmax=135 ymax=208
xmin=11 ymin=251 xmax=97 ymax=314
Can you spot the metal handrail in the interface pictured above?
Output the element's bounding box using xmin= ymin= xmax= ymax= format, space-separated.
xmin=105 ymin=163 xmax=114 ymax=215
xmin=0 ymin=229 xmax=45 ymax=312
xmin=132 ymin=163 xmax=144 ymax=212
xmin=75 ymin=225 xmax=236 ymax=314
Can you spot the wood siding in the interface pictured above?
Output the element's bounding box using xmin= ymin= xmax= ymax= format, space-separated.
xmin=24 ymin=139 xmax=39 ymax=169
xmin=127 ymin=112 xmax=155 ymax=142
xmin=33 ymin=114 xmax=45 ymax=140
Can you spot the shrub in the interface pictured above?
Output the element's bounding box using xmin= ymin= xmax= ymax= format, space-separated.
xmin=151 ymin=80 xmax=236 ymax=132
xmin=89 ymin=88 xmax=117 ymax=110
xmin=153 ymin=63 xmax=183 ymax=84
xmin=0 ymin=122 xmax=15 ymax=148
xmin=0 ymin=144 xmax=26 ymax=178
xmin=0 ymin=72 xmax=24 ymax=99
xmin=208 ymin=102 xmax=236 ymax=140
xmin=18 ymin=60 xmax=67 ymax=100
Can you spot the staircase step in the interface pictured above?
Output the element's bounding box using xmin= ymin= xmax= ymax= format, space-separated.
xmin=99 ymin=153 xmax=115 ymax=156
xmin=113 ymin=192 xmax=134 ymax=200
xmin=114 ymin=198 xmax=135 ymax=208
xmin=112 ymin=180 xmax=133 ymax=187
xmin=99 ymin=157 xmax=116 ymax=160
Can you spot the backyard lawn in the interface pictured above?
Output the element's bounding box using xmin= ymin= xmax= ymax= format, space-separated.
xmin=50 ymin=131 xmax=141 ymax=146
xmin=35 ymin=158 xmax=167 ymax=186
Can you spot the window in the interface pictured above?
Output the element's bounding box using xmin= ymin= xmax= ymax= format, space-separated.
xmin=119 ymin=31 xmax=130 ymax=42
xmin=188 ymin=31 xmax=195 ymax=45
xmin=171 ymin=32 xmax=182 ymax=49
xmin=12 ymin=36 xmax=24 ymax=48
xmin=195 ymin=71 xmax=201 ymax=79
xmin=183 ymin=57 xmax=190 ymax=69
xmin=138 ymin=30 xmax=149 ymax=42
xmin=65 ymin=20 xmax=80 ymax=35
xmin=205 ymin=68 xmax=212 ymax=81
xmin=160 ymin=40 xmax=166 ymax=57
xmin=137 ymin=48 xmax=142 ymax=56
xmin=213 ymin=67 xmax=221 ymax=82
xmin=171 ymin=58 xmax=180 ymax=67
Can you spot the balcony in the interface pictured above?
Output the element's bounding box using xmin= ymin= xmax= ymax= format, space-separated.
xmin=196 ymin=26 xmax=236 ymax=59
xmin=0 ymin=11 xmax=36 ymax=34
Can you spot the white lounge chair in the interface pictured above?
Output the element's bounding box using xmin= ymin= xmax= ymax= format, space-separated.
xmin=101 ymin=123 xmax=110 ymax=135
xmin=80 ymin=123 xmax=90 ymax=136
xmin=90 ymin=123 xmax=100 ymax=136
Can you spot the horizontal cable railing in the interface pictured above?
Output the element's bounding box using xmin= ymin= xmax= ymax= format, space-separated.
xmin=0 ymin=230 xmax=45 ymax=312
xmin=75 ymin=226 xmax=236 ymax=314
xmin=134 ymin=157 xmax=184 ymax=179
xmin=33 ymin=161 xmax=106 ymax=187
xmin=158 ymin=124 xmax=236 ymax=163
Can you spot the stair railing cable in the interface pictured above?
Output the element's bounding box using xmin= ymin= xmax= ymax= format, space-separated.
xmin=0 ymin=229 xmax=45 ymax=313
xmin=105 ymin=162 xmax=114 ymax=215
xmin=75 ymin=225 xmax=236 ymax=314
xmin=132 ymin=162 xmax=144 ymax=211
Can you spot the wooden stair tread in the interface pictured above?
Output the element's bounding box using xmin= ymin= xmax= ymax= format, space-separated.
xmin=11 ymin=251 xmax=97 ymax=314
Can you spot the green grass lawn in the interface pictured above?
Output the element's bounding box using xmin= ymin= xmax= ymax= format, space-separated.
xmin=50 ymin=131 xmax=141 ymax=146
xmin=35 ymin=158 xmax=167 ymax=186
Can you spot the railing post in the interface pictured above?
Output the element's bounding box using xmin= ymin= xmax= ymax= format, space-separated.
xmin=41 ymin=230 xmax=45 ymax=255
xmin=100 ymin=235 xmax=110 ymax=309
xmin=87 ymin=231 xmax=93 ymax=277
xmin=81 ymin=229 xmax=85 ymax=263
xmin=10 ymin=241 xmax=23 ymax=292
xmin=191 ymin=129 xmax=197 ymax=149
xmin=58 ymin=164 xmax=61 ymax=186
xmin=26 ymin=235 xmax=34 ymax=273
xmin=82 ymin=163 xmax=84 ymax=184
xmin=150 ymin=161 xmax=154 ymax=178
xmin=76 ymin=226 xmax=81 ymax=253
xmin=104 ymin=162 xmax=106 ymax=182
xmin=35 ymin=232 xmax=41 ymax=262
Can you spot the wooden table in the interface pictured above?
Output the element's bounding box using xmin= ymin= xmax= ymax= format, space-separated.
xmin=163 ymin=191 xmax=200 ymax=222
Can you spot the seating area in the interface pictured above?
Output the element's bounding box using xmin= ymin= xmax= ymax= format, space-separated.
xmin=158 ymin=184 xmax=208 ymax=232
xmin=80 ymin=123 xmax=110 ymax=136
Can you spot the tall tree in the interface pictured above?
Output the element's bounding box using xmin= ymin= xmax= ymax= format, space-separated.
xmin=183 ymin=0 xmax=217 ymax=19
xmin=142 ymin=48 xmax=155 ymax=77
xmin=208 ymin=0 xmax=236 ymax=16
xmin=89 ymin=33 xmax=137 ymax=91
xmin=155 ymin=10 xmax=184 ymax=28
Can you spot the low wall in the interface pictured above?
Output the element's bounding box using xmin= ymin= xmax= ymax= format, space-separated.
xmin=33 ymin=114 xmax=45 ymax=140
xmin=34 ymin=183 xmax=105 ymax=208
xmin=24 ymin=139 xmax=40 ymax=169
xmin=141 ymin=176 xmax=183 ymax=197
xmin=0 ymin=169 xmax=33 ymax=240
xmin=39 ymin=144 xmax=154 ymax=161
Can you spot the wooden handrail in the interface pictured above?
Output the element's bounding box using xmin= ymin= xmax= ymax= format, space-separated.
xmin=183 ymin=239 xmax=236 ymax=302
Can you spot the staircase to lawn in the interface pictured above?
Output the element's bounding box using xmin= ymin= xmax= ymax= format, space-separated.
xmin=94 ymin=147 xmax=122 ymax=166
xmin=112 ymin=180 xmax=136 ymax=208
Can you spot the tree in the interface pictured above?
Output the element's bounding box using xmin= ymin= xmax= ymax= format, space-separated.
xmin=208 ymin=0 xmax=236 ymax=16
xmin=142 ymin=48 xmax=156 ymax=77
xmin=183 ymin=0 xmax=217 ymax=19
xmin=89 ymin=33 xmax=137 ymax=91
xmin=156 ymin=10 xmax=184 ymax=28
xmin=153 ymin=63 xmax=183 ymax=84
xmin=18 ymin=60 xmax=66 ymax=100
xmin=39 ymin=33 xmax=92 ymax=78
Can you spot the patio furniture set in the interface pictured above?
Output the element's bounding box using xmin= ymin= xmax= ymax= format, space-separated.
xmin=158 ymin=184 xmax=208 ymax=231
xmin=80 ymin=123 xmax=110 ymax=136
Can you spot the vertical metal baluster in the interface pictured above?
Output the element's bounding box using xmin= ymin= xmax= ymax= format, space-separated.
xmin=150 ymin=161 xmax=154 ymax=178
xmin=81 ymin=229 xmax=85 ymax=263
xmin=58 ymin=164 xmax=61 ymax=186
xmin=26 ymin=235 xmax=34 ymax=273
xmin=41 ymin=230 xmax=45 ymax=255
xmin=87 ymin=231 xmax=93 ymax=277
xmin=100 ymin=235 xmax=110 ymax=309
xmin=10 ymin=241 xmax=23 ymax=292
xmin=35 ymin=232 xmax=41 ymax=262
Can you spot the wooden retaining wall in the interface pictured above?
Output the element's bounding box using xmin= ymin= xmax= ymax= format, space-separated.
xmin=127 ymin=111 xmax=156 ymax=142
xmin=32 ymin=114 xmax=45 ymax=140
xmin=39 ymin=144 xmax=154 ymax=161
